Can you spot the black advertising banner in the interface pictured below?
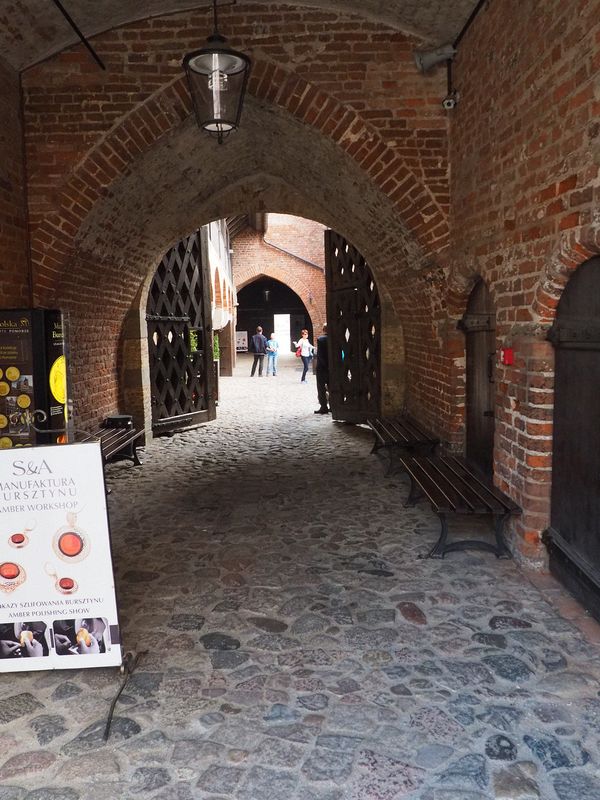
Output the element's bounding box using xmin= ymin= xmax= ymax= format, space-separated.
xmin=0 ymin=312 xmax=36 ymax=449
xmin=0 ymin=310 xmax=69 ymax=448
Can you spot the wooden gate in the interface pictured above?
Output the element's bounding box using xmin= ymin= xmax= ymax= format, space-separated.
xmin=459 ymin=279 xmax=496 ymax=476
xmin=146 ymin=232 xmax=215 ymax=434
xmin=325 ymin=230 xmax=381 ymax=422
xmin=546 ymin=256 xmax=600 ymax=616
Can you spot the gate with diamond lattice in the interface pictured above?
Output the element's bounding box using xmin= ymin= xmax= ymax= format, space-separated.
xmin=146 ymin=232 xmax=215 ymax=434
xmin=325 ymin=230 xmax=381 ymax=422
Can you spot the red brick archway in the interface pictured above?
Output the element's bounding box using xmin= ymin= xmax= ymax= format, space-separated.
xmin=29 ymin=63 xmax=448 ymax=303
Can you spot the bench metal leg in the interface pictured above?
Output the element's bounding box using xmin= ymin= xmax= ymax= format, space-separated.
xmin=404 ymin=475 xmax=425 ymax=508
xmin=370 ymin=436 xmax=381 ymax=455
xmin=422 ymin=513 xmax=513 ymax=559
xmin=426 ymin=513 xmax=449 ymax=558
xmin=493 ymin=513 xmax=512 ymax=558
xmin=132 ymin=445 xmax=142 ymax=467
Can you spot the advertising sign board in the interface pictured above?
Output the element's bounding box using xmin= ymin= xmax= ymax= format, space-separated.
xmin=0 ymin=442 xmax=121 ymax=672
xmin=235 ymin=330 xmax=248 ymax=352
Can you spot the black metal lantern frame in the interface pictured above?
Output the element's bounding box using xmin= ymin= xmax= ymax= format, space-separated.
xmin=183 ymin=0 xmax=251 ymax=143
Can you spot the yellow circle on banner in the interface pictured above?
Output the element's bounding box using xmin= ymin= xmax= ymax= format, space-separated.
xmin=16 ymin=394 xmax=31 ymax=409
xmin=5 ymin=366 xmax=20 ymax=382
xmin=0 ymin=369 xmax=3 ymax=379
xmin=49 ymin=355 xmax=67 ymax=405
xmin=0 ymin=414 xmax=7 ymax=429
xmin=0 ymin=382 xmax=9 ymax=396
xmin=0 ymin=437 xmax=13 ymax=449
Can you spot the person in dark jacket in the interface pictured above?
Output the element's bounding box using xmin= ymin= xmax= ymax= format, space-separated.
xmin=250 ymin=326 xmax=268 ymax=376
xmin=314 ymin=323 xmax=329 ymax=413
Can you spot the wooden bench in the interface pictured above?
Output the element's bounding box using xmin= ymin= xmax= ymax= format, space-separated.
xmin=90 ymin=416 xmax=144 ymax=467
xmin=398 ymin=453 xmax=521 ymax=559
xmin=367 ymin=416 xmax=439 ymax=475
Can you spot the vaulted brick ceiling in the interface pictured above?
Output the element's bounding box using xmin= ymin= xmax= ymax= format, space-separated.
xmin=0 ymin=0 xmax=478 ymax=71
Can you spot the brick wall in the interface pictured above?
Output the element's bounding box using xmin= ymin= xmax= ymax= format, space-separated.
xmin=232 ymin=219 xmax=326 ymax=335
xmin=0 ymin=58 xmax=29 ymax=307
xmin=396 ymin=0 xmax=600 ymax=564
xmin=265 ymin=214 xmax=326 ymax=269
xmin=18 ymin=4 xmax=447 ymax=430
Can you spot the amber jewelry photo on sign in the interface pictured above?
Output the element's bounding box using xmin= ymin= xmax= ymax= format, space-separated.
xmin=0 ymin=561 xmax=26 ymax=592
xmin=52 ymin=511 xmax=90 ymax=563
xmin=45 ymin=562 xmax=78 ymax=595
xmin=7 ymin=519 xmax=35 ymax=551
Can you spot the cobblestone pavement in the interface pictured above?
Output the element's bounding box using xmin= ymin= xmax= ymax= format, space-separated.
xmin=2 ymin=353 xmax=600 ymax=800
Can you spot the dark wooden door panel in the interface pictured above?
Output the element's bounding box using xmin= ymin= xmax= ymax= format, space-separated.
xmin=146 ymin=232 xmax=215 ymax=434
xmin=548 ymin=256 xmax=600 ymax=600
xmin=325 ymin=230 xmax=381 ymax=422
xmin=461 ymin=280 xmax=495 ymax=476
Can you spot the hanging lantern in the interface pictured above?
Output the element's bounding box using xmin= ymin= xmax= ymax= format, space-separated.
xmin=183 ymin=0 xmax=251 ymax=144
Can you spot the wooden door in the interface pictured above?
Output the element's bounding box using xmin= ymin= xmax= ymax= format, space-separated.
xmin=546 ymin=257 xmax=600 ymax=613
xmin=460 ymin=280 xmax=495 ymax=476
xmin=146 ymin=231 xmax=215 ymax=434
xmin=325 ymin=230 xmax=381 ymax=422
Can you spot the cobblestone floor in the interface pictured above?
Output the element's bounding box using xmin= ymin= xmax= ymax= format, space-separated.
xmin=1 ymin=353 xmax=600 ymax=800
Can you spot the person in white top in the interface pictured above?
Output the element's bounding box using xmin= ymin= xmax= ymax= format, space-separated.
xmin=293 ymin=329 xmax=315 ymax=383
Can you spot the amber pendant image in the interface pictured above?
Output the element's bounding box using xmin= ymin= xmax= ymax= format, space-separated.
xmin=0 ymin=562 xmax=26 ymax=592
xmin=52 ymin=512 xmax=90 ymax=564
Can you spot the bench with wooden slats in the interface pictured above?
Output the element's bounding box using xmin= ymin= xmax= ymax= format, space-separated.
xmin=98 ymin=426 xmax=144 ymax=466
xmin=367 ymin=416 xmax=439 ymax=474
xmin=398 ymin=454 xmax=521 ymax=558
xmin=86 ymin=416 xmax=144 ymax=467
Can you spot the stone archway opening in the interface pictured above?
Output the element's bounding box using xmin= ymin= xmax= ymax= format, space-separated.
xmin=237 ymin=277 xmax=315 ymax=354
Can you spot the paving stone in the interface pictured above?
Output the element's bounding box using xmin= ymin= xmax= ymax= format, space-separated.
xmin=61 ymin=717 xmax=141 ymax=755
xmin=249 ymin=617 xmax=288 ymax=633
xmin=24 ymin=791 xmax=79 ymax=800
xmin=552 ymin=770 xmax=600 ymax=800
xmin=210 ymin=651 xmax=249 ymax=669
xmin=169 ymin=613 xmax=205 ymax=631
xmin=0 ymin=694 xmax=43 ymax=725
xmin=483 ymin=655 xmax=534 ymax=682
xmin=353 ymin=749 xmax=426 ymax=798
xmin=523 ymin=734 xmax=590 ymax=770
xmin=489 ymin=616 xmax=532 ymax=630
xmin=438 ymin=754 xmax=488 ymax=789
xmin=302 ymin=747 xmax=355 ymax=782
xmin=30 ymin=715 xmax=68 ymax=746
xmin=197 ymin=765 xmax=243 ymax=793
xmin=297 ymin=694 xmax=329 ymax=711
xmin=0 ymin=751 xmax=56 ymax=783
xmin=263 ymin=704 xmax=301 ymax=722
xmin=485 ymin=734 xmax=517 ymax=761
xmin=410 ymin=708 xmax=465 ymax=744
xmin=493 ymin=763 xmax=540 ymax=798
xmin=475 ymin=706 xmax=524 ymax=731
xmin=152 ymin=782 xmax=194 ymax=800
xmin=172 ymin=740 xmax=222 ymax=764
xmin=50 ymin=683 xmax=82 ymax=701
xmin=130 ymin=767 xmax=171 ymax=793
xmin=415 ymin=744 xmax=454 ymax=768
xmin=200 ymin=633 xmax=241 ymax=650
xmin=0 ymin=790 xmax=26 ymax=800
xmin=240 ymin=766 xmax=298 ymax=799
xmin=397 ymin=602 xmax=427 ymax=625
xmin=472 ymin=632 xmax=507 ymax=649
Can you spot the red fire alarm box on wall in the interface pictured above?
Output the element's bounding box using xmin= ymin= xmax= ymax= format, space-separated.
xmin=500 ymin=347 xmax=514 ymax=366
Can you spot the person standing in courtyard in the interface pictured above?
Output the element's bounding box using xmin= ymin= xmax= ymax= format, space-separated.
xmin=250 ymin=326 xmax=268 ymax=376
xmin=266 ymin=332 xmax=279 ymax=376
xmin=293 ymin=328 xmax=315 ymax=383
xmin=314 ymin=323 xmax=329 ymax=414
